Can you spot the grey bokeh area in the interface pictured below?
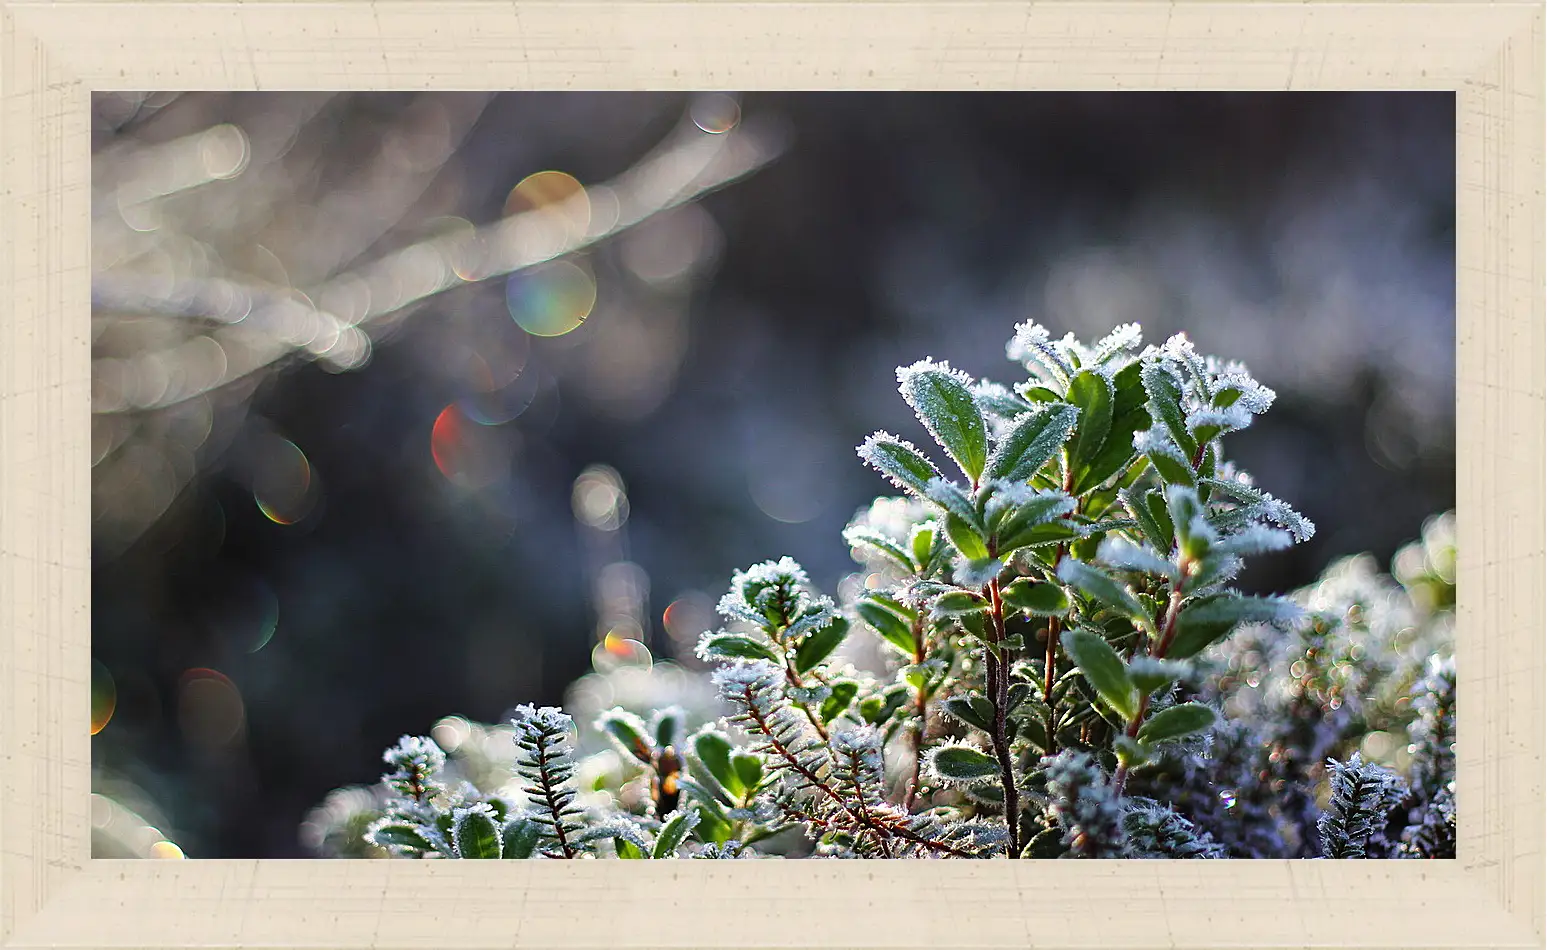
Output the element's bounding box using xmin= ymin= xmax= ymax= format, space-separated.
xmin=89 ymin=92 xmax=1454 ymax=858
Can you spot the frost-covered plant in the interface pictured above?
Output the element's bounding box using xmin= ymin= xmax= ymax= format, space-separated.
xmin=1316 ymin=753 xmax=1406 ymax=858
xmin=320 ymin=321 xmax=1455 ymax=860
xmin=1134 ymin=511 xmax=1457 ymax=857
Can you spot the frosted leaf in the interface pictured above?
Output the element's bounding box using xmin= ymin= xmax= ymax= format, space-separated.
xmin=1253 ymin=490 xmax=1316 ymax=542
xmin=383 ymin=735 xmax=446 ymax=774
xmin=1185 ymin=405 xmax=1253 ymax=436
xmin=896 ymin=358 xmax=989 ymax=481
xmin=1216 ymin=525 xmax=1293 ymax=558
xmin=1210 ymin=370 xmax=1276 ymax=415
xmin=856 ymin=430 xmax=943 ymax=496
xmin=1133 ymin=424 xmax=1192 ymax=468
xmin=952 ymin=557 xmax=1003 ymax=589
xmin=711 ymin=658 xmax=784 ymax=696
xmin=1006 ymin=320 xmax=1074 ymax=384
xmin=895 ymin=356 xmax=974 ymax=392
xmin=1090 ymin=323 xmax=1144 ymax=363
xmin=510 ymin=704 xmax=575 ymax=743
xmin=1096 ymin=537 xmax=1177 ymax=578
xmin=971 ymin=380 xmax=1031 ymax=419
xmin=573 ymin=817 xmax=653 ymax=851
xmin=732 ymin=556 xmax=810 ymax=602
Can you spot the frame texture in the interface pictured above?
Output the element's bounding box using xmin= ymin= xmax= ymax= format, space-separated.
xmin=1 ymin=2 xmax=1541 ymax=948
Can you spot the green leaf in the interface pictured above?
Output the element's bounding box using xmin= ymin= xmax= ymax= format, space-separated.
xmin=731 ymin=753 xmax=765 ymax=793
xmin=692 ymin=731 xmax=745 ymax=798
xmin=1137 ymin=702 xmax=1218 ymax=744
xmin=857 ymin=432 xmax=943 ymax=498
xmin=910 ymin=522 xmax=938 ymax=570
xmin=369 ymin=821 xmax=435 ymax=855
xmin=926 ymin=744 xmax=1000 ymax=783
xmin=1019 ymin=384 xmax=1062 ymax=403
xmin=1144 ymin=442 xmax=1197 ymax=487
xmin=501 ymin=817 xmax=542 ymax=858
xmin=991 ymin=490 xmax=1075 ymax=537
xmin=998 ymin=519 xmax=1082 ymax=554
xmin=1056 ymin=559 xmax=1149 ymax=626
xmin=984 ymin=403 xmax=1079 ymax=483
xmin=856 ymin=598 xmax=918 ymax=657
xmin=942 ymin=695 xmax=996 ymax=732
xmin=652 ymin=810 xmax=697 ymax=858
xmin=652 ymin=709 xmax=684 ymax=750
xmin=597 ymin=709 xmax=654 ymax=763
xmin=944 ymin=514 xmax=990 ymax=560
xmin=923 ymin=479 xmax=980 ymax=527
xmin=1070 ymin=362 xmax=1149 ymax=496
xmin=614 ymin=838 xmax=648 ymax=859
xmin=794 ymin=616 xmax=849 ymax=673
xmin=1165 ymin=484 xmax=1211 ymax=560
xmin=933 ymin=590 xmax=989 ymax=621
xmin=1168 ymin=594 xmax=1302 ymax=659
xmin=1006 ymin=682 xmax=1033 ymax=714
xmin=1113 ymin=735 xmax=1154 ymax=769
xmin=1060 ymin=628 xmax=1138 ymax=721
xmin=819 ymin=680 xmax=860 ymax=723
xmin=1141 ymin=362 xmax=1197 ymax=459
xmin=697 ymin=633 xmax=780 ymax=662
xmin=1065 ymin=370 xmax=1113 ymax=473
xmin=843 ymin=527 xmax=914 ymax=572
xmin=1126 ymin=490 xmax=1173 ymax=554
xmin=999 ymin=578 xmax=1070 ymax=616
xmin=899 ymin=363 xmax=989 ymax=482
xmin=1127 ymin=657 xmax=1188 ymax=695
xmin=451 ymin=807 xmax=503 ymax=859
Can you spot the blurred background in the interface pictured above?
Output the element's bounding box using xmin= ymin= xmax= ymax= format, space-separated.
xmin=89 ymin=92 xmax=1455 ymax=858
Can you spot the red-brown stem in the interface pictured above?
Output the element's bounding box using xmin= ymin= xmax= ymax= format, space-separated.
xmin=537 ymin=752 xmax=578 ymax=859
xmin=784 ymin=662 xmax=830 ymax=741
xmin=904 ymin=616 xmax=928 ymax=811
xmin=1111 ymin=580 xmax=1187 ymax=798
xmin=1043 ymin=616 xmax=1060 ymax=756
xmin=984 ymin=577 xmax=1021 ymax=857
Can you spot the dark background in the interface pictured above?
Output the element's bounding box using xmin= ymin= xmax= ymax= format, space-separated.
xmin=90 ymin=92 xmax=1455 ymax=857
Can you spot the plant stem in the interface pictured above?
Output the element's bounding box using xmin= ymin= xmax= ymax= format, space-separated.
xmin=904 ymin=616 xmax=928 ymax=811
xmin=1111 ymin=578 xmax=1187 ymax=798
xmin=1043 ymin=615 xmax=1060 ymax=757
xmin=985 ymin=577 xmax=1021 ymax=857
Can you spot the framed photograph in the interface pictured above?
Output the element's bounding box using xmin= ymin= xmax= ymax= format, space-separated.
xmin=1 ymin=2 xmax=1541 ymax=948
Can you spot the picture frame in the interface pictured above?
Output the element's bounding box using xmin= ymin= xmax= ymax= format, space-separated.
xmin=1 ymin=2 xmax=1541 ymax=947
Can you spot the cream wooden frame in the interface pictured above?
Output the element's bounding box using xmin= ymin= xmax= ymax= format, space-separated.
xmin=1 ymin=3 xmax=1541 ymax=948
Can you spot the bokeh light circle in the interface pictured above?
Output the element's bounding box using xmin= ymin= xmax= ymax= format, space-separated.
xmin=505 ymin=260 xmax=596 ymax=337
xmin=691 ymin=94 xmax=741 ymax=134
xmin=177 ymin=668 xmax=246 ymax=751
xmin=504 ymin=170 xmax=590 ymax=239
xmin=91 ymin=659 xmax=117 ymax=735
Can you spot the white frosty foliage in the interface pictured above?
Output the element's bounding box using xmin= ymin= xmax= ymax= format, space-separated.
xmin=1210 ymin=369 xmax=1276 ymax=414
xmin=711 ymin=658 xmax=785 ymax=696
xmin=1007 ymin=320 xmax=1074 ymax=383
xmin=1133 ymin=424 xmax=1192 ymax=466
xmin=856 ymin=430 xmax=942 ymax=491
xmin=1185 ymin=405 xmax=1253 ymax=436
xmin=1253 ymin=491 xmax=1317 ymax=543
xmin=511 ymin=704 xmax=575 ymax=743
xmin=896 ymin=356 xmax=974 ymax=393
xmin=383 ymin=734 xmax=446 ymax=774
xmin=1090 ymin=322 xmax=1144 ymax=364
xmin=1096 ymin=537 xmax=1177 ymax=577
